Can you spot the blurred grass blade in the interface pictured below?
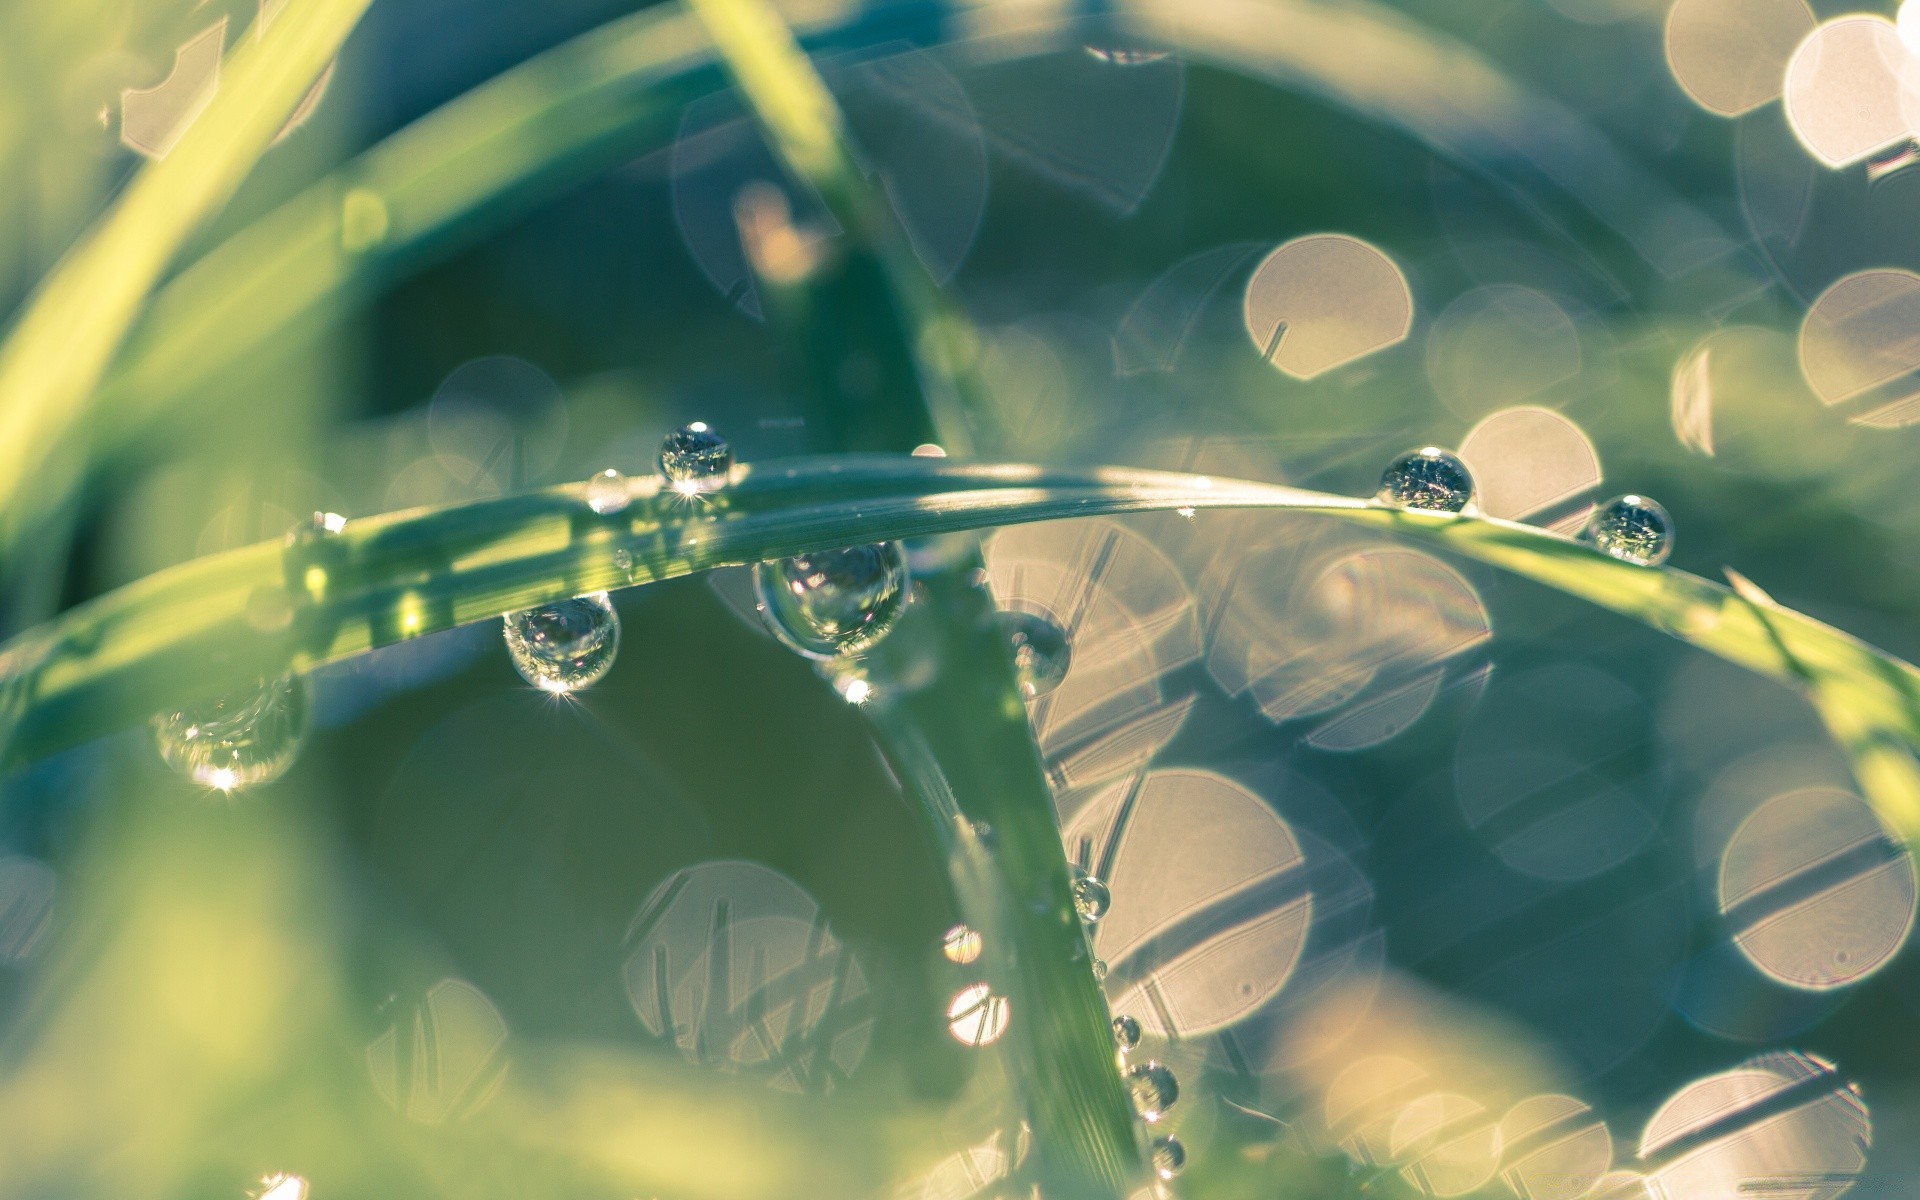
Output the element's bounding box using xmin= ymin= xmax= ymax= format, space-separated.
xmin=0 ymin=0 xmax=373 ymax=553
xmin=6 ymin=457 xmax=1920 ymax=844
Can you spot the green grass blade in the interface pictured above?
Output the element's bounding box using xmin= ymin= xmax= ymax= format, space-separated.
xmin=6 ymin=457 xmax=1920 ymax=840
xmin=0 ymin=0 xmax=373 ymax=551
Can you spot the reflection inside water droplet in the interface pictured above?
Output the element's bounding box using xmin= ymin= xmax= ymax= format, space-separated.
xmin=998 ymin=608 xmax=1072 ymax=698
xmin=152 ymin=675 xmax=308 ymax=792
xmin=584 ymin=467 xmax=630 ymax=515
xmin=502 ymin=593 xmax=620 ymax=693
xmin=1151 ymin=1135 xmax=1187 ymax=1180
xmin=1112 ymin=1013 xmax=1142 ymax=1050
xmin=1378 ymin=448 xmax=1475 ymax=513
xmin=659 ymin=422 xmax=733 ymax=494
xmin=1124 ymin=1060 xmax=1179 ymax=1121
xmin=1585 ymin=495 xmax=1673 ymax=565
xmin=1073 ymin=870 xmax=1113 ymax=924
xmin=753 ymin=542 xmax=910 ymax=659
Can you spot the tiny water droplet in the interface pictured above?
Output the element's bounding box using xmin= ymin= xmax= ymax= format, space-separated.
xmin=585 ymin=468 xmax=631 ymax=515
xmin=286 ymin=510 xmax=347 ymax=547
xmin=152 ymin=675 xmax=308 ymax=792
xmin=1378 ymin=447 xmax=1474 ymax=513
xmin=1584 ymin=494 xmax=1673 ymax=566
xmin=998 ymin=609 xmax=1071 ymax=699
xmin=1151 ymin=1136 xmax=1187 ymax=1180
xmin=1124 ymin=1060 xmax=1179 ymax=1122
xmin=752 ymin=543 xmax=909 ymax=659
xmin=943 ymin=923 xmax=983 ymax=965
xmin=612 ymin=548 xmax=635 ymax=577
xmin=947 ymin=982 xmax=1011 ymax=1046
xmin=1092 ymin=958 xmax=1108 ymax=981
xmin=1072 ymin=869 xmax=1112 ymax=924
xmin=503 ymin=593 xmax=620 ymax=693
xmin=659 ymin=422 xmax=732 ymax=494
xmin=1112 ymin=1014 xmax=1142 ymax=1050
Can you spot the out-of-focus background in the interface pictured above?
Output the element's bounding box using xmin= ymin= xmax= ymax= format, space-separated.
xmin=2 ymin=0 xmax=1919 ymax=1196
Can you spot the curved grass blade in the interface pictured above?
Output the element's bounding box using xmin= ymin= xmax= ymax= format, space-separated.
xmin=4 ymin=457 xmax=1919 ymax=833
xmin=0 ymin=0 xmax=374 ymax=552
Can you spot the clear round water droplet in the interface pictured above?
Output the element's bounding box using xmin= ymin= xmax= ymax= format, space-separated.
xmin=503 ymin=593 xmax=620 ymax=693
xmin=943 ymin=923 xmax=982 ymax=965
xmin=752 ymin=543 xmax=910 ymax=659
xmin=1072 ymin=869 xmax=1112 ymax=924
xmin=998 ymin=609 xmax=1071 ymax=699
xmin=612 ymin=548 xmax=635 ymax=577
xmin=152 ymin=675 xmax=308 ymax=792
xmin=659 ymin=422 xmax=733 ymax=493
xmin=585 ymin=468 xmax=631 ymax=515
xmin=1112 ymin=1014 xmax=1142 ymax=1050
xmin=1378 ymin=447 xmax=1474 ymax=513
xmin=1124 ymin=1060 xmax=1179 ymax=1122
xmin=1151 ymin=1136 xmax=1187 ymax=1180
xmin=1585 ymin=494 xmax=1674 ymax=566
xmin=1092 ymin=958 xmax=1109 ymax=981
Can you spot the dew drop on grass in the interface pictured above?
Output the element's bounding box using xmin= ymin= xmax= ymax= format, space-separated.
xmin=1124 ymin=1060 xmax=1179 ymax=1121
xmin=998 ymin=609 xmax=1071 ymax=698
xmin=503 ymin=593 xmax=620 ymax=693
xmin=943 ymin=923 xmax=983 ymax=964
xmin=152 ymin=675 xmax=308 ymax=792
xmin=1092 ymin=958 xmax=1108 ymax=981
xmin=1151 ymin=1136 xmax=1187 ymax=1180
xmin=1112 ymin=1014 xmax=1142 ymax=1050
xmin=584 ymin=468 xmax=630 ymax=515
xmin=1585 ymin=494 xmax=1674 ymax=565
xmin=753 ymin=543 xmax=910 ymax=659
xmin=659 ymin=422 xmax=733 ymax=494
xmin=1072 ymin=870 xmax=1112 ymax=924
xmin=1378 ymin=447 xmax=1475 ymax=513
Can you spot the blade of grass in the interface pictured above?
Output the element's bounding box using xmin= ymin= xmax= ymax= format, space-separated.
xmin=0 ymin=0 xmax=373 ymax=553
xmin=6 ymin=457 xmax=1920 ymax=836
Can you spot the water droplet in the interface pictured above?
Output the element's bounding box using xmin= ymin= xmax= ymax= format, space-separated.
xmin=1092 ymin=958 xmax=1109 ymax=981
xmin=947 ymin=982 xmax=1011 ymax=1046
xmin=612 ymin=548 xmax=635 ymax=577
xmin=943 ymin=923 xmax=983 ymax=965
xmin=752 ymin=543 xmax=910 ymax=659
xmin=584 ymin=468 xmax=631 ymax=515
xmin=503 ymin=593 xmax=620 ymax=693
xmin=1124 ymin=1060 xmax=1179 ymax=1122
xmin=1584 ymin=494 xmax=1674 ymax=566
xmin=998 ymin=609 xmax=1071 ymax=699
xmin=1151 ymin=1136 xmax=1187 ymax=1180
xmin=659 ymin=422 xmax=733 ymax=494
xmin=152 ymin=675 xmax=308 ymax=792
xmin=286 ymin=510 xmax=347 ymax=546
xmin=1112 ymin=1014 xmax=1142 ymax=1050
xmin=1072 ymin=870 xmax=1112 ymax=924
xmin=1378 ymin=447 xmax=1475 ymax=513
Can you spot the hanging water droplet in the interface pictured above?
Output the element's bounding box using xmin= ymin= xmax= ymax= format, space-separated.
xmin=1112 ymin=1014 xmax=1142 ymax=1051
xmin=998 ymin=609 xmax=1071 ymax=699
xmin=584 ymin=468 xmax=631 ymax=515
xmin=1584 ymin=494 xmax=1674 ymax=566
xmin=503 ymin=593 xmax=620 ymax=693
xmin=947 ymin=982 xmax=1011 ymax=1046
xmin=752 ymin=543 xmax=910 ymax=659
xmin=1378 ymin=447 xmax=1474 ymax=513
xmin=152 ymin=675 xmax=309 ymax=792
xmin=943 ymin=923 xmax=983 ymax=965
xmin=1072 ymin=870 xmax=1112 ymax=924
xmin=659 ymin=422 xmax=733 ymax=494
xmin=1092 ymin=958 xmax=1109 ymax=981
xmin=1151 ymin=1136 xmax=1187 ymax=1180
xmin=1124 ymin=1060 xmax=1179 ymax=1122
